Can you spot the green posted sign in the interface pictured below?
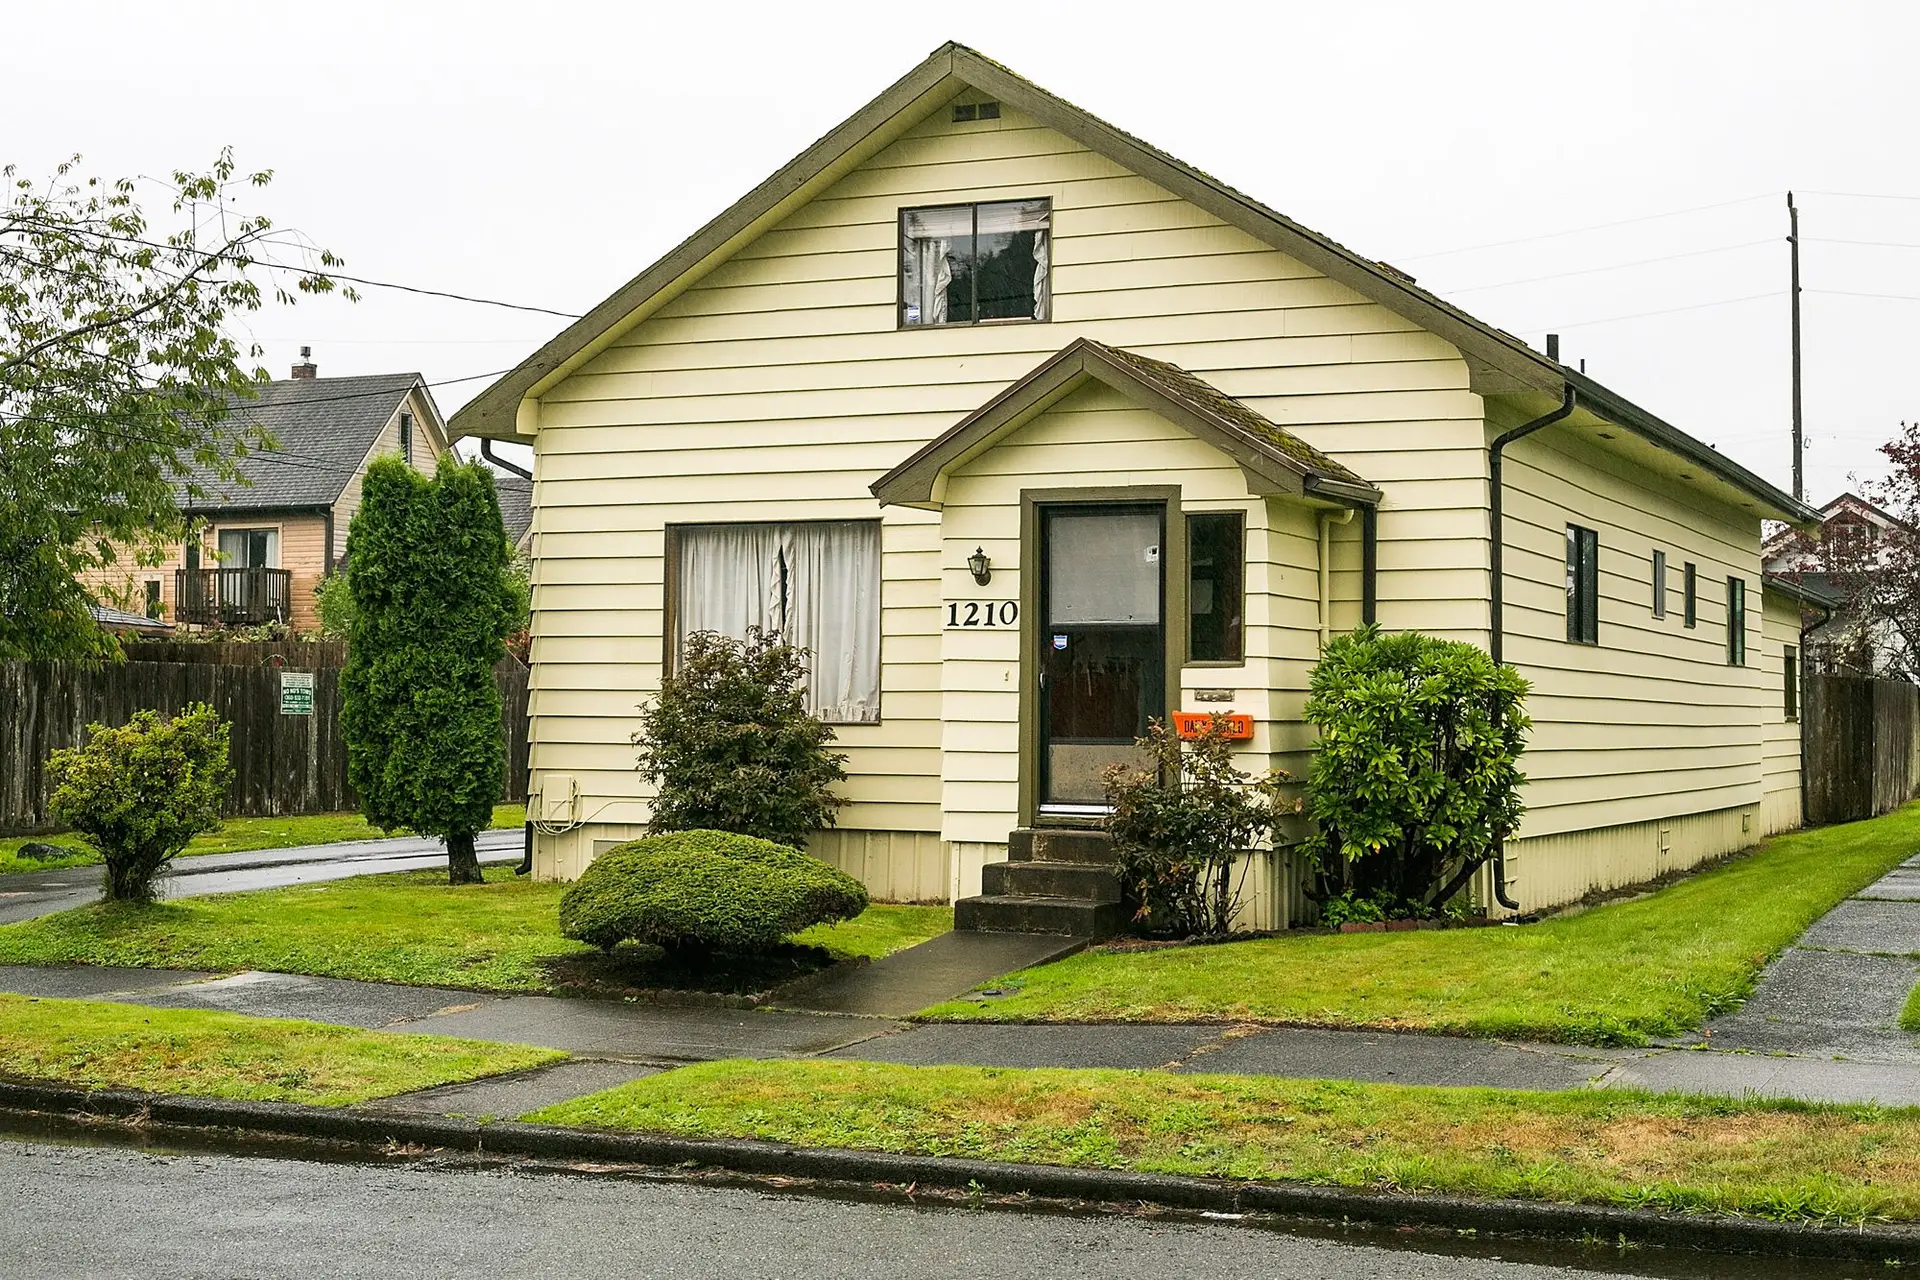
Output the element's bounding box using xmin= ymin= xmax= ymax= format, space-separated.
xmin=280 ymin=671 xmax=314 ymax=716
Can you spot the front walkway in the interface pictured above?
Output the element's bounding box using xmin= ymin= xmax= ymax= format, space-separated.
xmin=5 ymin=853 xmax=1919 ymax=1116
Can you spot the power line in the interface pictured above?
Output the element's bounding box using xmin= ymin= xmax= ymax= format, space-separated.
xmin=1808 ymin=288 xmax=1920 ymax=304
xmin=1390 ymin=193 xmax=1779 ymax=263
xmin=1440 ymin=239 xmax=1777 ymax=295
xmin=1520 ymin=291 xmax=1781 ymax=332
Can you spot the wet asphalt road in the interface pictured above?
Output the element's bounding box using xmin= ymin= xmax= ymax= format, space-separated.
xmin=0 ymin=1136 xmax=1870 ymax=1280
xmin=0 ymin=828 xmax=521 ymax=925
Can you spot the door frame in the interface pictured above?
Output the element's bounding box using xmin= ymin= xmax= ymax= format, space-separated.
xmin=1018 ymin=485 xmax=1186 ymax=827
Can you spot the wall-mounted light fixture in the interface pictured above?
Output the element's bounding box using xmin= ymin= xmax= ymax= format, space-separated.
xmin=967 ymin=546 xmax=992 ymax=586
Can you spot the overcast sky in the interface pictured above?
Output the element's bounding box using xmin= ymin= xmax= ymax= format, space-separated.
xmin=13 ymin=0 xmax=1916 ymax=503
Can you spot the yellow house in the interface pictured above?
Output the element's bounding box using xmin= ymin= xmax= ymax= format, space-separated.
xmin=451 ymin=43 xmax=1819 ymax=926
xmin=85 ymin=356 xmax=451 ymax=634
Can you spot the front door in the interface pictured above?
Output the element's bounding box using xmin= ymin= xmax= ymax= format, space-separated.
xmin=1037 ymin=503 xmax=1166 ymax=817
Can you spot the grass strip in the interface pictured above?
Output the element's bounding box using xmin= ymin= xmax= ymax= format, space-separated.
xmin=922 ymin=804 xmax=1920 ymax=1045
xmin=0 ymin=992 xmax=560 ymax=1105
xmin=526 ymin=1057 xmax=1920 ymax=1226
xmin=0 ymin=867 xmax=951 ymax=992
xmin=0 ymin=803 xmax=528 ymax=876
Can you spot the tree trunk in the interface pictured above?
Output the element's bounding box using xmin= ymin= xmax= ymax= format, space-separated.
xmin=446 ymin=831 xmax=483 ymax=885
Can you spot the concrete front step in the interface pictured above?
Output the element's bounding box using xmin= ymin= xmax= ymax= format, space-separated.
xmin=980 ymin=860 xmax=1120 ymax=902
xmin=1007 ymin=827 xmax=1114 ymax=865
xmin=954 ymin=893 xmax=1129 ymax=938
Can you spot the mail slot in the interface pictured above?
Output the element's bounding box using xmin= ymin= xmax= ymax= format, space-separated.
xmin=1171 ymin=711 xmax=1255 ymax=741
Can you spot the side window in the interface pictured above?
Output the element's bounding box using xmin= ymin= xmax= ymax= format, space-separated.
xmin=1186 ymin=512 xmax=1244 ymax=663
xmin=1565 ymin=524 xmax=1599 ymax=645
xmin=1651 ymin=549 xmax=1667 ymax=618
xmin=1727 ymin=577 xmax=1747 ymax=665
xmin=1784 ymin=644 xmax=1799 ymax=719
xmin=144 ymin=580 xmax=162 ymax=620
xmin=400 ymin=412 xmax=414 ymax=465
xmin=900 ymin=199 xmax=1050 ymax=326
xmin=1683 ymin=561 xmax=1698 ymax=628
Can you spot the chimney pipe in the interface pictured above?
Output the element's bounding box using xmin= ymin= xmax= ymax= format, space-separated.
xmin=291 ymin=345 xmax=317 ymax=380
xmin=1545 ymin=334 xmax=1560 ymax=362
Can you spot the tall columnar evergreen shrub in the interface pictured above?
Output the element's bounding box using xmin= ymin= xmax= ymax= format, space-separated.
xmin=1303 ymin=625 xmax=1531 ymax=916
xmin=340 ymin=456 xmax=514 ymax=884
xmin=635 ymin=627 xmax=847 ymax=848
xmin=46 ymin=704 xmax=233 ymax=903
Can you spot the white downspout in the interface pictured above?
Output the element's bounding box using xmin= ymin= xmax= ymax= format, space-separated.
xmin=1318 ymin=507 xmax=1355 ymax=651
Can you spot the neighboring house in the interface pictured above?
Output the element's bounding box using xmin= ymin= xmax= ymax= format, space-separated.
xmin=84 ymin=356 xmax=451 ymax=634
xmin=496 ymin=474 xmax=534 ymax=554
xmin=85 ymin=604 xmax=173 ymax=638
xmin=452 ymin=43 xmax=1820 ymax=923
xmin=1764 ymin=492 xmax=1911 ymax=676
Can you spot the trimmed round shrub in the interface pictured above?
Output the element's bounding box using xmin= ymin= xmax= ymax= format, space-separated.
xmin=558 ymin=829 xmax=869 ymax=954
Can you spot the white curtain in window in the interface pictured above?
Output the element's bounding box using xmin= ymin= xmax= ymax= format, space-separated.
xmin=1030 ymin=230 xmax=1050 ymax=320
xmin=978 ymin=199 xmax=1050 ymax=321
xmin=784 ymin=522 xmax=882 ymax=724
xmin=903 ymin=205 xmax=970 ymax=325
xmin=674 ymin=522 xmax=881 ymax=724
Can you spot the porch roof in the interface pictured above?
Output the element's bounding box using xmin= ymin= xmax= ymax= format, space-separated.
xmin=870 ymin=338 xmax=1382 ymax=510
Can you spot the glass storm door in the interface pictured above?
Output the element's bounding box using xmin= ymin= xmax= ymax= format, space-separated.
xmin=1037 ymin=504 xmax=1165 ymax=815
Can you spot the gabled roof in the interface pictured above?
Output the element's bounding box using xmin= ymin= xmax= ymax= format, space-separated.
xmin=872 ymin=338 xmax=1379 ymax=509
xmin=495 ymin=474 xmax=534 ymax=549
xmin=449 ymin=41 xmax=1818 ymax=526
xmin=177 ymin=373 xmax=429 ymax=512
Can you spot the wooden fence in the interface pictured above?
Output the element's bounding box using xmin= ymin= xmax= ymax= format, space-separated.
xmin=0 ymin=654 xmax=530 ymax=835
xmin=1803 ymin=674 xmax=1920 ymax=825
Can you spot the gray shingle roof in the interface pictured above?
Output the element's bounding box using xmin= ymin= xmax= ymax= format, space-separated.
xmin=495 ymin=475 xmax=533 ymax=547
xmin=88 ymin=604 xmax=171 ymax=632
xmin=176 ymin=373 xmax=422 ymax=512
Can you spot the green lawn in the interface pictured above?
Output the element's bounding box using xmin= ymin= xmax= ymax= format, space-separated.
xmin=0 ymin=992 xmax=560 ymax=1105
xmin=0 ymin=866 xmax=952 ymax=993
xmin=0 ymin=803 xmax=527 ymax=876
xmin=527 ymin=1057 xmax=1920 ymax=1225
xmin=923 ymin=804 xmax=1920 ymax=1046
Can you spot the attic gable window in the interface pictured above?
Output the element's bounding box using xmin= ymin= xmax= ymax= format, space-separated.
xmin=900 ymin=199 xmax=1050 ymax=327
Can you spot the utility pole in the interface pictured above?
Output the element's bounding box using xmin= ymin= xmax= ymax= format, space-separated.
xmin=1789 ymin=191 xmax=1804 ymax=503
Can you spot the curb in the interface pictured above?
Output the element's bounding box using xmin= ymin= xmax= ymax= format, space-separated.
xmin=3 ymin=1079 xmax=1918 ymax=1262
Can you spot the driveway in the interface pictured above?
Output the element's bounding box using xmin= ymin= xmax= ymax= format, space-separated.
xmin=0 ymin=828 xmax=523 ymax=925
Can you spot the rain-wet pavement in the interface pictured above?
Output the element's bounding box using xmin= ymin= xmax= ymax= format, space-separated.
xmin=0 ymin=827 xmax=521 ymax=925
xmin=0 ymin=1130 xmax=1880 ymax=1279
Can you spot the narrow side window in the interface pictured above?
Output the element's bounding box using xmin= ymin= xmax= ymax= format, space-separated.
xmin=1652 ymin=549 xmax=1667 ymax=618
xmin=1186 ymin=511 xmax=1244 ymax=663
xmin=1726 ymin=576 xmax=1747 ymax=666
xmin=1566 ymin=524 xmax=1599 ymax=645
xmin=1683 ymin=561 xmax=1698 ymax=628
xmin=1784 ymin=644 xmax=1799 ymax=719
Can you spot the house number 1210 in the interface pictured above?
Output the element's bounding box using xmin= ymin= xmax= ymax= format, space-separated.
xmin=946 ymin=601 xmax=1018 ymax=628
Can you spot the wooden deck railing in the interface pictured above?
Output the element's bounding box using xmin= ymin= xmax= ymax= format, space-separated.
xmin=172 ymin=567 xmax=293 ymax=626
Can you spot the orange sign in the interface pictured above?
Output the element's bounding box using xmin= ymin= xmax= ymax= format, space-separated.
xmin=1171 ymin=711 xmax=1255 ymax=741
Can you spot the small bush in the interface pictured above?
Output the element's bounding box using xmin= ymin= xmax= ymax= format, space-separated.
xmin=1102 ymin=716 xmax=1293 ymax=938
xmin=46 ymin=704 xmax=233 ymax=903
xmin=635 ymin=627 xmax=847 ymax=848
xmin=558 ymin=829 xmax=869 ymax=955
xmin=1303 ymin=625 xmax=1530 ymax=917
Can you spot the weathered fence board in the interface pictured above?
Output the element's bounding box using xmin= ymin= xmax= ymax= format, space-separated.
xmin=118 ymin=639 xmax=349 ymax=669
xmin=0 ymin=657 xmax=530 ymax=834
xmin=1803 ymin=674 xmax=1920 ymax=825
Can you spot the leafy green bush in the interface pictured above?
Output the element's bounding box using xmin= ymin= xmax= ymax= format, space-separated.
xmin=1102 ymin=715 xmax=1292 ymax=938
xmin=558 ymin=829 xmax=869 ymax=954
xmin=316 ymin=552 xmax=529 ymax=643
xmin=1303 ymin=625 xmax=1530 ymax=917
xmin=46 ymin=704 xmax=233 ymax=903
xmin=635 ymin=627 xmax=847 ymax=848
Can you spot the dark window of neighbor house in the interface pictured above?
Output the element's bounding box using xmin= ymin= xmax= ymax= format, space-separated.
xmin=399 ymin=412 xmax=414 ymax=465
xmin=1727 ymin=576 xmax=1747 ymax=665
xmin=670 ymin=520 xmax=882 ymax=724
xmin=1651 ymin=549 xmax=1668 ymax=618
xmin=1566 ymin=524 xmax=1599 ymax=645
xmin=1683 ymin=561 xmax=1698 ymax=628
xmin=144 ymin=580 xmax=162 ymax=620
xmin=1187 ymin=512 xmax=1245 ymax=663
xmin=900 ymin=199 xmax=1050 ymax=327
xmin=1784 ymin=644 xmax=1799 ymax=719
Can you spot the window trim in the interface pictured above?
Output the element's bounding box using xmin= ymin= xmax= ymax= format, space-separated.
xmin=1566 ymin=524 xmax=1599 ymax=646
xmin=1651 ymin=549 xmax=1667 ymax=619
xmin=1683 ymin=561 xmax=1698 ymax=628
xmin=1783 ymin=643 xmax=1799 ymax=720
xmin=897 ymin=198 xmax=1052 ymax=330
xmin=1183 ymin=509 xmax=1246 ymax=667
xmin=1727 ymin=576 xmax=1747 ymax=666
xmin=663 ymin=518 xmax=885 ymax=725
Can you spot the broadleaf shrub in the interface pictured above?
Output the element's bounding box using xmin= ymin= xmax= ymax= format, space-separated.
xmin=1303 ymin=625 xmax=1530 ymax=917
xmin=1102 ymin=715 xmax=1292 ymax=938
xmin=635 ymin=627 xmax=847 ymax=848
xmin=46 ymin=704 xmax=233 ymax=903
xmin=558 ymin=829 xmax=869 ymax=954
